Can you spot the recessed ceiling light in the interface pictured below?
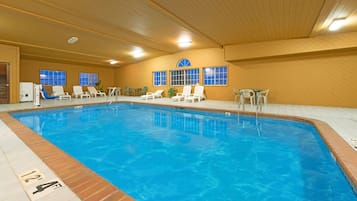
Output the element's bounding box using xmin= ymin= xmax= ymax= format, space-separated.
xmin=178 ymin=41 xmax=192 ymax=48
xmin=67 ymin=36 xmax=79 ymax=44
xmin=178 ymin=35 xmax=192 ymax=48
xmin=109 ymin=59 xmax=119 ymax=65
xmin=328 ymin=18 xmax=346 ymax=31
xmin=132 ymin=48 xmax=144 ymax=58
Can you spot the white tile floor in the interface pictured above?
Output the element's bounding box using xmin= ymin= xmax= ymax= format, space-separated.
xmin=0 ymin=121 xmax=81 ymax=201
xmin=0 ymin=96 xmax=357 ymax=200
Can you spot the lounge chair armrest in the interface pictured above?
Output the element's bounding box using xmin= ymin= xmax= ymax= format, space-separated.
xmin=146 ymin=92 xmax=153 ymax=95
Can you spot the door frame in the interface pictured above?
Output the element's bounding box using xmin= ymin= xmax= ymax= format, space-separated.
xmin=0 ymin=62 xmax=10 ymax=104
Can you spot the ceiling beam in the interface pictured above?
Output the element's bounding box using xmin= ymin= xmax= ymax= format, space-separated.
xmin=0 ymin=39 xmax=109 ymax=60
xmin=225 ymin=31 xmax=357 ymax=61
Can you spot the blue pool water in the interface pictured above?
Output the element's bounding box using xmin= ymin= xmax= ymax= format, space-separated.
xmin=12 ymin=103 xmax=357 ymax=201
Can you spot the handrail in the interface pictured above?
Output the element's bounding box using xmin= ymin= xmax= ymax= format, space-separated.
xmin=106 ymin=87 xmax=118 ymax=104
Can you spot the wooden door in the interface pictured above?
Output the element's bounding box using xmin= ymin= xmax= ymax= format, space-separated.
xmin=0 ymin=63 xmax=9 ymax=104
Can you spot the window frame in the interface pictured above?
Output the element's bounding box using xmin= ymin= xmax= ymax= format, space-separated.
xmin=39 ymin=69 xmax=66 ymax=86
xmin=79 ymin=72 xmax=98 ymax=86
xmin=170 ymin=68 xmax=200 ymax=86
xmin=152 ymin=71 xmax=167 ymax=86
xmin=203 ymin=66 xmax=228 ymax=86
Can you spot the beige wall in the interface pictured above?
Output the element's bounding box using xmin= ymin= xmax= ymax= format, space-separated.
xmin=232 ymin=52 xmax=357 ymax=107
xmin=20 ymin=59 xmax=116 ymax=94
xmin=0 ymin=44 xmax=20 ymax=103
xmin=115 ymin=48 xmax=231 ymax=97
xmin=3 ymin=40 xmax=357 ymax=107
xmin=116 ymin=48 xmax=357 ymax=108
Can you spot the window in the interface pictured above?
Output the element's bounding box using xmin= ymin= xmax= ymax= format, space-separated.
xmin=170 ymin=68 xmax=199 ymax=86
xmin=40 ymin=70 xmax=66 ymax=86
xmin=203 ymin=66 xmax=227 ymax=86
xmin=177 ymin=58 xmax=191 ymax=67
xmin=80 ymin=73 xmax=98 ymax=86
xmin=153 ymin=71 xmax=167 ymax=86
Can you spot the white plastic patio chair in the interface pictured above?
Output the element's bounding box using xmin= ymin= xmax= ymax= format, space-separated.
xmin=257 ymin=89 xmax=270 ymax=105
xmin=233 ymin=88 xmax=240 ymax=103
xmin=239 ymin=89 xmax=255 ymax=108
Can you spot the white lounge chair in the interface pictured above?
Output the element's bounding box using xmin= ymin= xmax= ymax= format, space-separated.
xmin=141 ymin=89 xmax=164 ymax=100
xmin=87 ymin=86 xmax=106 ymax=97
xmin=40 ymin=85 xmax=58 ymax=99
xmin=52 ymin=86 xmax=71 ymax=100
xmin=172 ymin=85 xmax=191 ymax=102
xmin=185 ymin=86 xmax=205 ymax=102
xmin=72 ymin=85 xmax=90 ymax=99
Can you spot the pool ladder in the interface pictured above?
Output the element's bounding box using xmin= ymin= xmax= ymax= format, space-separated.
xmin=106 ymin=87 xmax=119 ymax=104
xmin=255 ymin=102 xmax=263 ymax=121
xmin=237 ymin=102 xmax=263 ymax=136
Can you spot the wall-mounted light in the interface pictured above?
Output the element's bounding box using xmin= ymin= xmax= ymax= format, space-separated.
xmin=67 ymin=36 xmax=79 ymax=44
xmin=109 ymin=59 xmax=119 ymax=65
xmin=328 ymin=18 xmax=346 ymax=31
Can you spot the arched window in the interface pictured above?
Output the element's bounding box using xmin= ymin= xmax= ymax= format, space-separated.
xmin=177 ymin=58 xmax=191 ymax=67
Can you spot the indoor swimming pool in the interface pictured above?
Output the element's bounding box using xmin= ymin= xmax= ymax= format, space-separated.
xmin=12 ymin=103 xmax=357 ymax=201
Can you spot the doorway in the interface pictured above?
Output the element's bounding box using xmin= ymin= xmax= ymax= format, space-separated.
xmin=0 ymin=63 xmax=9 ymax=104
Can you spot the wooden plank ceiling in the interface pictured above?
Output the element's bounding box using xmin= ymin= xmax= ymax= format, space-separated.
xmin=0 ymin=0 xmax=356 ymax=67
